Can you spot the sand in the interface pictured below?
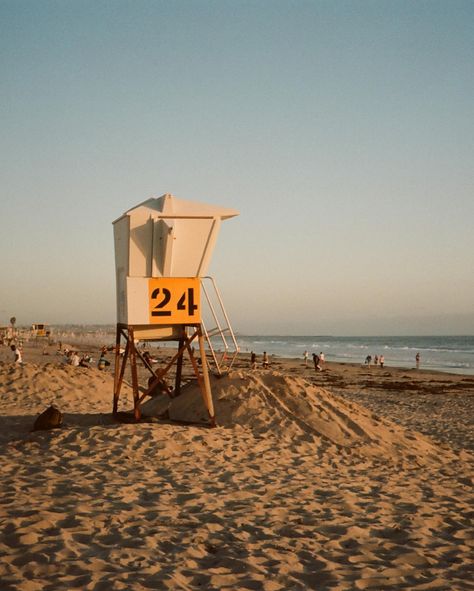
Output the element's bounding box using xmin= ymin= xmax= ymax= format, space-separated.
xmin=0 ymin=342 xmax=472 ymax=590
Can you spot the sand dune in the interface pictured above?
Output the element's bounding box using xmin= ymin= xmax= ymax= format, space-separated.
xmin=0 ymin=359 xmax=472 ymax=590
xmin=144 ymin=371 xmax=452 ymax=465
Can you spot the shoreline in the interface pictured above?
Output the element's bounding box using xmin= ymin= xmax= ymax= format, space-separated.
xmin=3 ymin=329 xmax=474 ymax=375
xmin=2 ymin=338 xmax=473 ymax=377
xmin=238 ymin=349 xmax=474 ymax=377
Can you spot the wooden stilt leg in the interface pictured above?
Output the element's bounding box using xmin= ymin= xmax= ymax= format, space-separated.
xmin=112 ymin=325 xmax=122 ymax=413
xmin=174 ymin=338 xmax=184 ymax=397
xmin=115 ymin=337 xmax=130 ymax=401
xmin=128 ymin=327 xmax=141 ymax=421
xmin=185 ymin=337 xmax=204 ymax=392
xmin=198 ymin=327 xmax=215 ymax=425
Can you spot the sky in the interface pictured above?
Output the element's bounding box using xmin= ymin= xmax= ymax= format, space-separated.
xmin=1 ymin=0 xmax=473 ymax=335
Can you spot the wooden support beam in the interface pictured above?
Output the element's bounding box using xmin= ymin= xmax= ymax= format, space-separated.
xmin=111 ymin=323 xmax=215 ymax=425
xmin=198 ymin=327 xmax=215 ymax=424
xmin=112 ymin=325 xmax=122 ymax=414
xmin=174 ymin=337 xmax=185 ymax=397
xmin=128 ymin=326 xmax=141 ymax=421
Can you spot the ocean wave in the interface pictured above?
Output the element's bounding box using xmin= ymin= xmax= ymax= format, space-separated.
xmin=384 ymin=345 xmax=474 ymax=354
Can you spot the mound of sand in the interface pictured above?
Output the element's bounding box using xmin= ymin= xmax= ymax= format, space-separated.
xmin=143 ymin=370 xmax=451 ymax=463
xmin=0 ymin=362 xmax=133 ymax=443
xmin=0 ymin=362 xmax=456 ymax=465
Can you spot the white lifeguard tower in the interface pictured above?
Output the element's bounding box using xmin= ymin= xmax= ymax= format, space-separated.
xmin=31 ymin=323 xmax=51 ymax=339
xmin=112 ymin=193 xmax=239 ymax=423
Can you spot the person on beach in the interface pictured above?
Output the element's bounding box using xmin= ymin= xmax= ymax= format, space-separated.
xmin=303 ymin=351 xmax=308 ymax=365
xmin=312 ymin=353 xmax=322 ymax=372
xmin=143 ymin=350 xmax=158 ymax=365
xmin=379 ymin=354 xmax=385 ymax=368
xmin=365 ymin=355 xmax=372 ymax=367
xmin=374 ymin=355 xmax=379 ymax=365
xmin=319 ymin=352 xmax=325 ymax=367
xmin=79 ymin=354 xmax=92 ymax=368
xmin=98 ymin=352 xmax=111 ymax=371
xmin=10 ymin=344 xmax=22 ymax=364
xmin=251 ymin=351 xmax=257 ymax=370
xmin=416 ymin=352 xmax=420 ymax=369
xmin=262 ymin=351 xmax=269 ymax=369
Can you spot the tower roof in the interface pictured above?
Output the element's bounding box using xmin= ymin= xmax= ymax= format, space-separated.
xmin=114 ymin=193 xmax=239 ymax=223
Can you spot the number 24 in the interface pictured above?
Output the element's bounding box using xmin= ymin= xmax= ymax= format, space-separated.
xmin=151 ymin=288 xmax=198 ymax=317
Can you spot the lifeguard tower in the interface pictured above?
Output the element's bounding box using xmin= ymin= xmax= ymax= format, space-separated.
xmin=112 ymin=193 xmax=239 ymax=423
xmin=31 ymin=323 xmax=51 ymax=339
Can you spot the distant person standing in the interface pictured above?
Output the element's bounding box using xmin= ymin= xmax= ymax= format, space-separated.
xmin=416 ymin=352 xmax=420 ymax=369
xmin=262 ymin=351 xmax=269 ymax=369
xmin=379 ymin=355 xmax=385 ymax=368
xmin=251 ymin=351 xmax=257 ymax=370
xmin=312 ymin=353 xmax=322 ymax=372
xmin=365 ymin=355 xmax=372 ymax=367
xmin=319 ymin=352 xmax=325 ymax=367
xmin=303 ymin=350 xmax=308 ymax=366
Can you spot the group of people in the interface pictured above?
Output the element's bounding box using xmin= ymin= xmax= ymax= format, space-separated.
xmin=250 ymin=349 xmax=327 ymax=372
xmin=61 ymin=348 xmax=95 ymax=368
xmin=55 ymin=343 xmax=112 ymax=370
xmin=302 ymin=350 xmax=326 ymax=372
xmin=6 ymin=339 xmax=117 ymax=372
xmin=364 ymin=352 xmax=421 ymax=369
xmin=364 ymin=354 xmax=385 ymax=368
xmin=250 ymin=351 xmax=269 ymax=369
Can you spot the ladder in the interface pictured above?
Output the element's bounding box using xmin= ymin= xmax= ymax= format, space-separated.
xmin=199 ymin=276 xmax=240 ymax=375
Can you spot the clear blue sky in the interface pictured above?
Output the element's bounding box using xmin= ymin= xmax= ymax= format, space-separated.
xmin=1 ymin=0 xmax=473 ymax=335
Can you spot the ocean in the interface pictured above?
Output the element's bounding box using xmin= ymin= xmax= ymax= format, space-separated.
xmin=233 ymin=335 xmax=474 ymax=375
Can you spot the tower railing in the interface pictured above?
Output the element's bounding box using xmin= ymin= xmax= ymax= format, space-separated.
xmin=199 ymin=276 xmax=239 ymax=374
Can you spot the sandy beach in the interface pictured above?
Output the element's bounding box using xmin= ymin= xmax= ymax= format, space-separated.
xmin=0 ymin=341 xmax=472 ymax=590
